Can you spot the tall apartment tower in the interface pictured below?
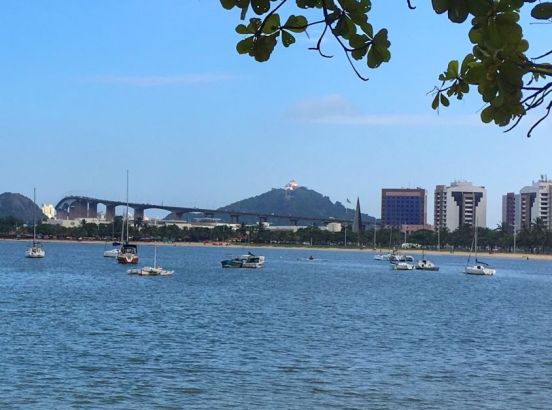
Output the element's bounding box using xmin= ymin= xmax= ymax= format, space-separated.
xmin=517 ymin=176 xmax=552 ymax=230
xmin=501 ymin=193 xmax=516 ymax=233
xmin=381 ymin=188 xmax=427 ymax=229
xmin=433 ymin=181 xmax=487 ymax=231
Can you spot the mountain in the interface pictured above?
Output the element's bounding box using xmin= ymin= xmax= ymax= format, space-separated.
xmin=217 ymin=186 xmax=375 ymax=226
xmin=0 ymin=192 xmax=45 ymax=224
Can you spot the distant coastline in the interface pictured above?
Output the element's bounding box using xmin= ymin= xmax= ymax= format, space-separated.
xmin=2 ymin=238 xmax=546 ymax=261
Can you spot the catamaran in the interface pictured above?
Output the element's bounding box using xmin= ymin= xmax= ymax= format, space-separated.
xmin=25 ymin=188 xmax=45 ymax=259
xmin=128 ymin=243 xmax=173 ymax=276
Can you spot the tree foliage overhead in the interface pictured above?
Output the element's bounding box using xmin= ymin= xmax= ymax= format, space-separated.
xmin=219 ymin=0 xmax=552 ymax=136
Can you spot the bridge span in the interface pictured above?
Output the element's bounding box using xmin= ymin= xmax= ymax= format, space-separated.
xmin=54 ymin=196 xmax=354 ymax=226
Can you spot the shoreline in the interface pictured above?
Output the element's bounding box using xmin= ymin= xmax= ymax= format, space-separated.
xmin=2 ymin=238 xmax=547 ymax=260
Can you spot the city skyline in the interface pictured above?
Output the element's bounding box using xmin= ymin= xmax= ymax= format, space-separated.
xmin=1 ymin=2 xmax=550 ymax=228
xmin=18 ymin=176 xmax=551 ymax=230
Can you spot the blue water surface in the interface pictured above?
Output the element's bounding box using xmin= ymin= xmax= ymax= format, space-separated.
xmin=1 ymin=241 xmax=551 ymax=409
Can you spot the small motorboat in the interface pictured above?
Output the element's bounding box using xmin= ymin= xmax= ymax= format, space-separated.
xmin=415 ymin=259 xmax=440 ymax=271
xmin=221 ymin=252 xmax=265 ymax=268
xmin=374 ymin=253 xmax=391 ymax=261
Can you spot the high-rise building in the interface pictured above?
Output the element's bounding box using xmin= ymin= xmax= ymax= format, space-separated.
xmin=433 ymin=181 xmax=487 ymax=231
xmin=501 ymin=192 xmax=516 ymax=233
xmin=381 ymin=188 xmax=426 ymax=229
xmin=515 ymin=176 xmax=552 ymax=230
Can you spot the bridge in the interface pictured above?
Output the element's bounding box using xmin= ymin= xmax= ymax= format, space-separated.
xmin=54 ymin=196 xmax=354 ymax=226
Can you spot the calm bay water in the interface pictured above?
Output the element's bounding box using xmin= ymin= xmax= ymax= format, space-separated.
xmin=1 ymin=241 xmax=551 ymax=409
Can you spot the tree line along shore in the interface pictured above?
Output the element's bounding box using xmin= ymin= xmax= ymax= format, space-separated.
xmin=1 ymin=216 xmax=551 ymax=258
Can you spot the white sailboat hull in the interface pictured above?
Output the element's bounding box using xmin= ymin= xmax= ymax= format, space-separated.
xmin=103 ymin=248 xmax=119 ymax=258
xmin=465 ymin=265 xmax=496 ymax=276
xmin=391 ymin=262 xmax=414 ymax=270
xmin=25 ymin=246 xmax=45 ymax=258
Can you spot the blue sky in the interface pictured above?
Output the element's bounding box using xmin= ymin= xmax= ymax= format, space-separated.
xmin=1 ymin=1 xmax=550 ymax=226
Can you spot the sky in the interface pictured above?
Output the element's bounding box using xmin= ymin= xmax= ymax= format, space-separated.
xmin=1 ymin=0 xmax=550 ymax=226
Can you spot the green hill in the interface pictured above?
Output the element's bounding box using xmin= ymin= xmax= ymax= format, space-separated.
xmin=218 ymin=187 xmax=374 ymax=225
xmin=0 ymin=192 xmax=45 ymax=224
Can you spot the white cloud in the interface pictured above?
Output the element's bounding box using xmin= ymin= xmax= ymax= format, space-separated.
xmin=83 ymin=73 xmax=236 ymax=87
xmin=287 ymin=94 xmax=482 ymax=127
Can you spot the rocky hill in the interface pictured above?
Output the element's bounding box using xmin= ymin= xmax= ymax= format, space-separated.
xmin=0 ymin=192 xmax=45 ymax=224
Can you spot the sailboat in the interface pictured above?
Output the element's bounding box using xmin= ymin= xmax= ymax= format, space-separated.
xmin=415 ymin=250 xmax=440 ymax=271
xmin=25 ymin=188 xmax=45 ymax=258
xmin=465 ymin=216 xmax=495 ymax=276
xmin=117 ymin=171 xmax=139 ymax=265
xmin=103 ymin=219 xmax=121 ymax=257
xmin=128 ymin=243 xmax=174 ymax=276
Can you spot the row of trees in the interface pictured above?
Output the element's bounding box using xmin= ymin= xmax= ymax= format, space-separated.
xmin=2 ymin=216 xmax=552 ymax=253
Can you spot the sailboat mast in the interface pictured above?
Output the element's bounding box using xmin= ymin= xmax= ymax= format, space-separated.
xmin=32 ymin=187 xmax=37 ymax=243
xmin=125 ymin=170 xmax=130 ymax=243
xmin=474 ymin=213 xmax=478 ymax=258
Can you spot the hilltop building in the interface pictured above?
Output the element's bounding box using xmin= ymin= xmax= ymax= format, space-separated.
xmin=434 ymin=181 xmax=487 ymax=231
xmin=381 ymin=188 xmax=427 ymax=232
xmin=284 ymin=180 xmax=300 ymax=191
xmin=41 ymin=203 xmax=56 ymax=219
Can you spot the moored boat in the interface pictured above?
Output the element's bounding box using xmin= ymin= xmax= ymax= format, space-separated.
xmin=117 ymin=171 xmax=139 ymax=265
xmin=465 ymin=216 xmax=495 ymax=276
xmin=25 ymin=188 xmax=45 ymax=259
xmin=128 ymin=244 xmax=173 ymax=275
xmin=221 ymin=252 xmax=265 ymax=268
xmin=117 ymin=243 xmax=139 ymax=264
xmin=103 ymin=242 xmax=121 ymax=258
xmin=415 ymin=259 xmax=440 ymax=271
xmin=391 ymin=261 xmax=414 ymax=270
xmin=465 ymin=261 xmax=495 ymax=276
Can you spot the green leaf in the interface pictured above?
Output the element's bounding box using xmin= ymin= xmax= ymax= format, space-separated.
xmin=262 ymin=13 xmax=280 ymax=33
xmin=284 ymin=15 xmax=308 ymax=33
xmin=251 ymin=0 xmax=270 ymax=15
xmin=481 ymin=106 xmax=494 ymax=123
xmin=432 ymin=93 xmax=440 ymax=110
xmin=432 ymin=0 xmax=449 ymax=14
xmin=252 ymin=34 xmax=277 ymax=62
xmin=235 ymin=24 xmax=250 ymax=34
xmin=236 ymin=36 xmax=254 ymax=54
xmin=281 ymin=30 xmax=295 ymax=47
xmin=448 ymin=0 xmax=469 ymax=23
xmin=531 ymin=3 xmax=552 ymax=20
xmin=446 ymin=60 xmax=459 ymax=78
xmin=440 ymin=94 xmax=450 ymax=107
xmin=467 ymin=0 xmax=491 ymax=16
xmin=220 ymin=0 xmax=236 ymax=10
